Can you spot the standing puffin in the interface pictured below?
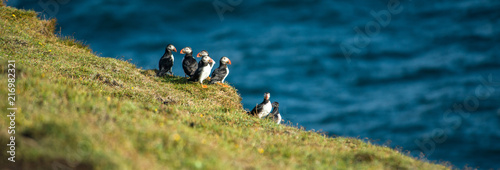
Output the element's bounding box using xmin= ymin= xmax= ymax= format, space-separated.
xmin=209 ymin=56 xmax=231 ymax=87
xmin=248 ymin=93 xmax=272 ymax=118
xmin=197 ymin=50 xmax=215 ymax=75
xmin=180 ymin=47 xmax=197 ymax=78
xmin=157 ymin=44 xmax=177 ymax=77
xmin=269 ymin=102 xmax=282 ymax=124
xmin=189 ymin=51 xmax=214 ymax=88
xmin=196 ymin=50 xmax=213 ymax=68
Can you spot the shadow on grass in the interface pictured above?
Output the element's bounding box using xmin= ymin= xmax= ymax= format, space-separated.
xmin=140 ymin=69 xmax=195 ymax=85
xmin=160 ymin=76 xmax=192 ymax=84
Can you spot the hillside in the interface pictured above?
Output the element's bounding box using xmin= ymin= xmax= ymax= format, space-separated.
xmin=0 ymin=4 xmax=450 ymax=169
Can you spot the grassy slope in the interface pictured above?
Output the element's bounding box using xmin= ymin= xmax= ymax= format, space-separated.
xmin=0 ymin=5 xmax=449 ymax=170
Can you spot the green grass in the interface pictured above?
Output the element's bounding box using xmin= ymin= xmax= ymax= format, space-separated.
xmin=0 ymin=4 xmax=450 ymax=169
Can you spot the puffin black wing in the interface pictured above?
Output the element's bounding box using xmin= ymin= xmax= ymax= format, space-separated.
xmin=158 ymin=56 xmax=174 ymax=77
xmin=209 ymin=66 xmax=227 ymax=84
xmin=183 ymin=57 xmax=198 ymax=77
xmin=188 ymin=66 xmax=202 ymax=82
xmin=249 ymin=103 xmax=264 ymax=116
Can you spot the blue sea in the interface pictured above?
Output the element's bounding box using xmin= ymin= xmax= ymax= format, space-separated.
xmin=8 ymin=0 xmax=500 ymax=168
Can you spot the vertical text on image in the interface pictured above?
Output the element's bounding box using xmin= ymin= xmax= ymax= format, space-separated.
xmin=7 ymin=60 xmax=17 ymax=163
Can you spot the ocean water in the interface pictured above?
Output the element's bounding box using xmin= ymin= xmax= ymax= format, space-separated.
xmin=8 ymin=0 xmax=500 ymax=168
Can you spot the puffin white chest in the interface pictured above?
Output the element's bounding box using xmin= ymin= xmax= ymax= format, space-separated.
xmin=258 ymin=102 xmax=272 ymax=118
xmin=275 ymin=114 xmax=282 ymax=124
xmin=199 ymin=65 xmax=212 ymax=83
xmin=222 ymin=67 xmax=229 ymax=83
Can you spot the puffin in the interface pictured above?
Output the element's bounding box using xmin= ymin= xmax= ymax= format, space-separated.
xmin=209 ymin=56 xmax=232 ymax=87
xmin=269 ymin=102 xmax=282 ymax=124
xmin=157 ymin=44 xmax=177 ymax=77
xmin=248 ymin=93 xmax=272 ymax=118
xmin=196 ymin=50 xmax=213 ymax=67
xmin=180 ymin=47 xmax=198 ymax=78
xmin=188 ymin=51 xmax=214 ymax=88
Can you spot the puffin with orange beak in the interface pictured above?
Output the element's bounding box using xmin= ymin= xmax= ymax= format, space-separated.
xmin=209 ymin=56 xmax=232 ymax=87
xmin=248 ymin=93 xmax=272 ymax=118
xmin=196 ymin=50 xmax=212 ymax=68
xmin=157 ymin=44 xmax=177 ymax=77
xmin=269 ymin=102 xmax=282 ymax=124
xmin=189 ymin=50 xmax=214 ymax=88
xmin=180 ymin=47 xmax=198 ymax=78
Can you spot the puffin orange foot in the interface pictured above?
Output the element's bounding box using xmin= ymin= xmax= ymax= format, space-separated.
xmin=202 ymin=85 xmax=208 ymax=88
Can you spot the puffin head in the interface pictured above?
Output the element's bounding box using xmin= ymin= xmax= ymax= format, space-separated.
xmin=166 ymin=44 xmax=177 ymax=52
xmin=272 ymin=102 xmax=279 ymax=108
xmin=264 ymin=92 xmax=270 ymax=100
xmin=180 ymin=47 xmax=192 ymax=54
xmin=220 ymin=56 xmax=232 ymax=65
xmin=197 ymin=50 xmax=209 ymax=58
xmin=202 ymin=56 xmax=214 ymax=64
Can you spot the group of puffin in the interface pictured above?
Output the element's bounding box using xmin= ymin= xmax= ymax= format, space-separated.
xmin=157 ymin=44 xmax=282 ymax=124
xmin=248 ymin=93 xmax=282 ymax=124
xmin=157 ymin=44 xmax=231 ymax=88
